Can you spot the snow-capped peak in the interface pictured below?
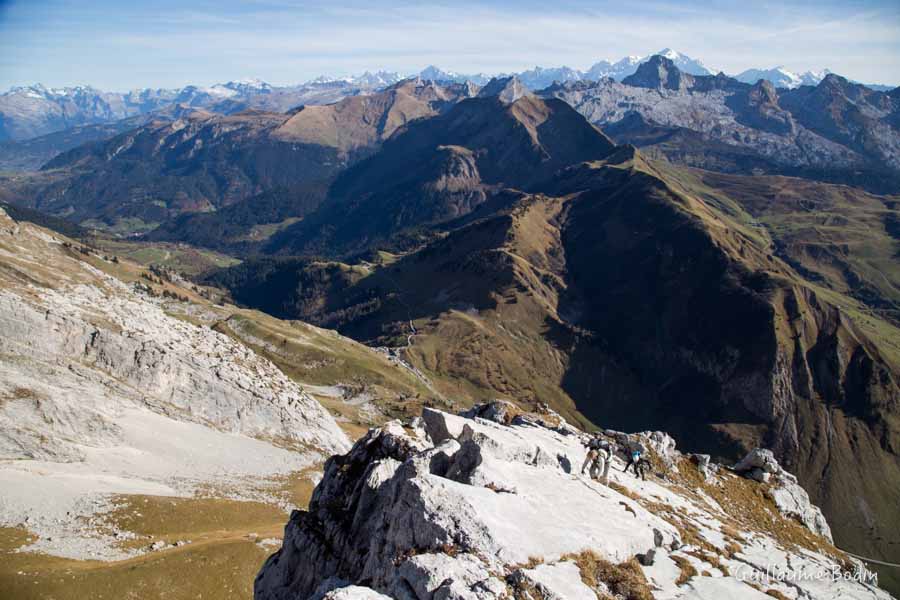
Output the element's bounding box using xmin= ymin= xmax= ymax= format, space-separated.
xmin=419 ymin=65 xmax=457 ymax=81
xmin=798 ymin=69 xmax=831 ymax=86
xmin=657 ymin=48 xmax=681 ymax=59
xmin=225 ymin=78 xmax=269 ymax=89
xmin=308 ymin=75 xmax=351 ymax=85
xmin=734 ymin=66 xmax=833 ymax=89
xmin=650 ymin=49 xmax=713 ymax=76
xmin=3 ymin=83 xmax=101 ymax=100
xmin=585 ymin=49 xmax=711 ymax=81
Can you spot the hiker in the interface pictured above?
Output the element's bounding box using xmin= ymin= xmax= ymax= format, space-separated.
xmin=623 ymin=441 xmax=646 ymax=479
xmin=634 ymin=456 xmax=651 ymax=481
xmin=582 ymin=437 xmax=611 ymax=484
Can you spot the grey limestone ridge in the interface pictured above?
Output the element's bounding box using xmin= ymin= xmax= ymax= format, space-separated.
xmin=255 ymin=401 xmax=887 ymax=600
xmin=544 ymin=57 xmax=900 ymax=179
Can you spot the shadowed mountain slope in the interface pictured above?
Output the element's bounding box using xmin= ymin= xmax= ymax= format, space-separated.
xmin=265 ymin=86 xmax=616 ymax=257
xmin=0 ymin=80 xmax=476 ymax=237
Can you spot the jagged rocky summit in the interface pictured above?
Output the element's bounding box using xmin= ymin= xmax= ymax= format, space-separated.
xmin=255 ymin=402 xmax=887 ymax=600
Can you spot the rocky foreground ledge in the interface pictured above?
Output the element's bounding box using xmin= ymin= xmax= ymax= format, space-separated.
xmin=255 ymin=402 xmax=891 ymax=600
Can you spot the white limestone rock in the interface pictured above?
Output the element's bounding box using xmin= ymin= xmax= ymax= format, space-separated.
xmin=256 ymin=406 xmax=880 ymax=600
xmin=734 ymin=448 xmax=780 ymax=474
xmin=317 ymin=585 xmax=393 ymax=599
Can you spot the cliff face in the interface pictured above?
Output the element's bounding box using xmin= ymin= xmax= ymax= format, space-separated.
xmin=255 ymin=403 xmax=887 ymax=600
xmin=0 ymin=208 xmax=349 ymax=560
xmin=0 ymin=208 xmax=350 ymax=457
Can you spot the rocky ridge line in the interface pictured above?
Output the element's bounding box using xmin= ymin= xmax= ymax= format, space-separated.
xmin=255 ymin=401 xmax=887 ymax=600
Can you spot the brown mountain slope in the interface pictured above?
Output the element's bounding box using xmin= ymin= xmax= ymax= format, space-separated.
xmin=552 ymin=155 xmax=900 ymax=594
xmin=273 ymin=78 xmax=476 ymax=153
xmin=656 ymin=166 xmax=900 ymax=326
xmin=265 ymin=91 xmax=616 ymax=257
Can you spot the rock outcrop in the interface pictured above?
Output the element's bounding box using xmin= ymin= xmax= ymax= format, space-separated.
xmin=622 ymin=55 xmax=695 ymax=92
xmin=477 ymin=76 xmax=532 ymax=104
xmin=256 ymin=405 xmax=888 ymax=600
xmin=734 ymin=449 xmax=832 ymax=541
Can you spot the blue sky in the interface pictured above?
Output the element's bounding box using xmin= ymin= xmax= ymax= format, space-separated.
xmin=1 ymin=0 xmax=898 ymax=90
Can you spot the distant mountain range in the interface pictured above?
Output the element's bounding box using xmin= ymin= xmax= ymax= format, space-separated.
xmin=734 ymin=66 xmax=831 ymax=89
xmin=4 ymin=48 xmax=894 ymax=146
xmin=547 ymin=55 xmax=900 ymax=193
xmin=0 ymin=78 xmax=364 ymax=143
xmin=5 ymin=59 xmax=898 ymax=240
xmin=318 ymin=48 xmax=714 ymax=91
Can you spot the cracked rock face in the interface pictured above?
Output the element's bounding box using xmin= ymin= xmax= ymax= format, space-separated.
xmin=0 ymin=207 xmax=350 ymax=559
xmin=255 ymin=404 xmax=888 ymax=600
xmin=0 ymin=209 xmax=349 ymax=461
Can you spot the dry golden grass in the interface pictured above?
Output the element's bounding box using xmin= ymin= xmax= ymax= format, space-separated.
xmin=0 ymin=526 xmax=36 ymax=553
xmin=765 ymin=590 xmax=791 ymax=600
xmin=721 ymin=524 xmax=747 ymax=544
xmin=0 ymin=469 xmax=323 ymax=600
xmin=724 ymin=541 xmax=743 ymax=558
xmin=0 ymin=492 xmax=286 ymax=600
xmin=648 ymin=458 xmax=843 ymax=563
xmin=0 ymin=533 xmax=272 ymax=600
xmin=565 ymin=551 xmax=653 ymax=600
xmin=685 ymin=549 xmax=730 ymax=576
xmin=104 ymin=495 xmax=286 ymax=550
xmin=671 ymin=554 xmax=698 ymax=586
xmin=606 ymin=481 xmax=641 ymax=502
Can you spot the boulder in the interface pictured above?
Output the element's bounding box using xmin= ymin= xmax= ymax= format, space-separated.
xmin=747 ymin=467 xmax=770 ymax=483
xmin=691 ymin=454 xmax=712 ymax=480
xmin=313 ymin=583 xmax=392 ymax=600
xmin=637 ymin=548 xmax=656 ymax=566
xmin=459 ymin=400 xmax=520 ymax=425
xmin=639 ymin=431 xmax=678 ymax=469
xmin=767 ymin=481 xmax=833 ymax=542
xmin=734 ymin=448 xmax=780 ymax=474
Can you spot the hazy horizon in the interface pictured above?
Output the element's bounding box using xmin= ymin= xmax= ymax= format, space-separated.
xmin=1 ymin=0 xmax=899 ymax=91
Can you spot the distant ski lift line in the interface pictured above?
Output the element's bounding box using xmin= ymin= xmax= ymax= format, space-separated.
xmin=838 ymin=549 xmax=900 ymax=569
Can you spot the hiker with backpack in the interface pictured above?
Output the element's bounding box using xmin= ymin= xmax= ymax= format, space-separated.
xmin=582 ymin=436 xmax=612 ymax=484
xmin=623 ymin=440 xmax=647 ymax=480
